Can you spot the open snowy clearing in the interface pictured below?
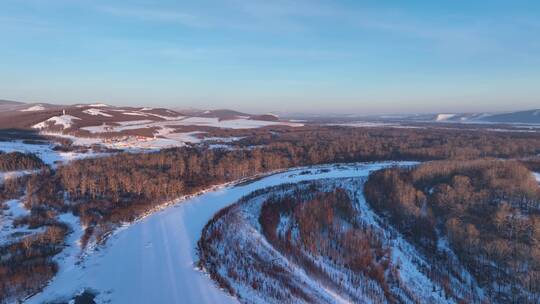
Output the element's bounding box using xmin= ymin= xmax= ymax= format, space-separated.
xmin=48 ymin=115 xmax=295 ymax=150
xmin=27 ymin=111 xmax=302 ymax=150
xmin=77 ymin=116 xmax=301 ymax=134
xmin=0 ymin=199 xmax=42 ymax=246
xmin=25 ymin=162 xmax=413 ymax=304
xmin=78 ymin=116 xmax=302 ymax=148
xmin=0 ymin=141 xmax=103 ymax=166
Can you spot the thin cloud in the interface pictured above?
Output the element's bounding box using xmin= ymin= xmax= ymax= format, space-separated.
xmin=229 ymin=0 xmax=337 ymax=18
xmin=157 ymin=46 xmax=349 ymax=62
xmin=0 ymin=15 xmax=57 ymax=33
xmin=225 ymin=0 xmax=537 ymax=57
xmin=98 ymin=5 xmax=210 ymax=28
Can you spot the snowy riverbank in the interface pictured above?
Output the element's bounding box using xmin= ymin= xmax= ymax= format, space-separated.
xmin=25 ymin=161 xmax=415 ymax=303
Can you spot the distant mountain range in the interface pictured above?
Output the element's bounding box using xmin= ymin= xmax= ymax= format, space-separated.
xmin=0 ymin=100 xmax=289 ymax=131
xmin=277 ymin=108 xmax=540 ymax=125
xmin=0 ymin=100 xmax=302 ymax=150
xmin=478 ymin=109 xmax=540 ymax=124
xmin=406 ymin=109 xmax=540 ymax=124
xmin=2 ymin=99 xmax=539 ymax=127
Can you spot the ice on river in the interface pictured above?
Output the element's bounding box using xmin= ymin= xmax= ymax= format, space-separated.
xmin=26 ymin=162 xmax=416 ymax=304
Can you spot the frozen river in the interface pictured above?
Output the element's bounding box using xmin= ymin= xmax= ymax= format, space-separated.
xmin=26 ymin=162 xmax=415 ymax=304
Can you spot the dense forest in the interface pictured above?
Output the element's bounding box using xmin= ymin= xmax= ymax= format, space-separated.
xmin=7 ymin=127 xmax=526 ymax=237
xmin=2 ymin=126 xmax=540 ymax=302
xmin=364 ymin=159 xmax=540 ymax=303
xmin=259 ymin=188 xmax=397 ymax=303
xmin=0 ymin=152 xmax=44 ymax=172
xmin=8 ymin=126 xmax=540 ymax=247
xmin=234 ymin=126 xmax=540 ymax=160
xmin=0 ymin=174 xmax=27 ymax=203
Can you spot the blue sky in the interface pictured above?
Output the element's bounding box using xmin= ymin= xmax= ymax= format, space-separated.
xmin=1 ymin=0 xmax=539 ymax=114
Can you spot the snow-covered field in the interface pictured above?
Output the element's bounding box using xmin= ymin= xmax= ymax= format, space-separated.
xmin=83 ymin=108 xmax=113 ymax=117
xmin=23 ymin=105 xmax=303 ymax=151
xmin=43 ymin=130 xmax=236 ymax=151
xmin=33 ymin=114 xmax=299 ymax=150
xmin=25 ymin=162 xmax=412 ymax=304
xmin=0 ymin=140 xmax=101 ymax=166
xmin=79 ymin=116 xmax=301 ymax=149
xmin=0 ymin=141 xmax=102 ymax=247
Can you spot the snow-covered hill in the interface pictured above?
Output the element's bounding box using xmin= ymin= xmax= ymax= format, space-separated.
xmin=387 ymin=110 xmax=540 ymax=125
xmin=479 ymin=109 xmax=540 ymax=124
xmin=0 ymin=100 xmax=303 ymax=150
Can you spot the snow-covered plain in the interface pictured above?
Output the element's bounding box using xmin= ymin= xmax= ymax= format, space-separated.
xmin=29 ymin=111 xmax=302 ymax=151
xmin=25 ymin=162 xmax=413 ymax=304
xmin=58 ymin=115 xmax=296 ymax=150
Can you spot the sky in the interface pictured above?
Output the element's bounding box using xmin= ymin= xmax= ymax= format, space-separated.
xmin=1 ymin=0 xmax=540 ymax=114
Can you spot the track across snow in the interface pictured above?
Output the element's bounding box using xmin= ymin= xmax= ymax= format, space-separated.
xmin=25 ymin=162 xmax=415 ymax=304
